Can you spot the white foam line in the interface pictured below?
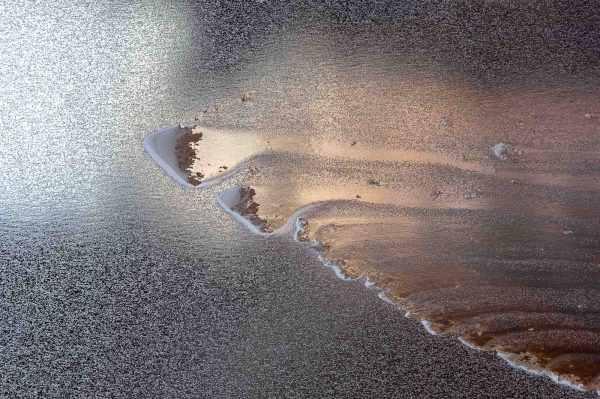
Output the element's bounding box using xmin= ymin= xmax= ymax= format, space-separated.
xmin=497 ymin=351 xmax=587 ymax=392
xmin=275 ymin=204 xmax=320 ymax=237
xmin=293 ymin=218 xmax=307 ymax=242
xmin=456 ymin=337 xmax=591 ymax=394
xmin=303 ymin=238 xmax=354 ymax=282
xmin=377 ymin=291 xmax=395 ymax=304
xmin=374 ymin=291 xmax=438 ymax=336
xmin=458 ymin=337 xmax=480 ymax=351
xmin=215 ymin=186 xmax=269 ymax=236
xmin=420 ymin=319 xmax=438 ymax=336
xmin=317 ymin=254 xmax=354 ymax=281
xmin=375 ymin=291 xmax=594 ymax=395
xmin=363 ymin=276 xmax=376 ymax=288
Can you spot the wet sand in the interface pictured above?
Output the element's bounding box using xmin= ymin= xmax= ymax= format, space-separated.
xmin=147 ymin=77 xmax=600 ymax=392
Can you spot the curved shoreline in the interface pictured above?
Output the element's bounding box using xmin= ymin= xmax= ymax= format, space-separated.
xmin=142 ymin=126 xmax=193 ymax=187
xmin=284 ymin=209 xmax=596 ymax=394
xmin=143 ymin=125 xmax=599 ymax=395
xmin=143 ymin=125 xmax=257 ymax=189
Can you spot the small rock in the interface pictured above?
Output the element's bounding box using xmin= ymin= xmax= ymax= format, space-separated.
xmin=220 ymin=166 xmax=228 ymax=170
xmin=562 ymin=229 xmax=574 ymax=235
xmin=430 ymin=190 xmax=443 ymax=199
xmin=510 ymin=179 xmax=520 ymax=184
xmin=241 ymin=92 xmax=254 ymax=102
xmin=491 ymin=142 xmax=510 ymax=160
xmin=367 ymin=179 xmax=380 ymax=186
xmin=464 ymin=192 xmax=477 ymax=199
xmin=356 ymin=195 xmax=361 ymax=199
xmin=188 ymin=176 xmax=201 ymax=186
xmin=351 ymin=141 xmax=357 ymax=146
xmin=584 ymin=113 xmax=592 ymax=119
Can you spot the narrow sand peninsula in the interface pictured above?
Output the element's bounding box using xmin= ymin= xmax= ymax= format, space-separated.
xmin=143 ymin=125 xmax=194 ymax=187
xmin=143 ymin=124 xmax=260 ymax=188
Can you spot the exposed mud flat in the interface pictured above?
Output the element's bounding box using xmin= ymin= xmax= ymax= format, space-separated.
xmin=7 ymin=0 xmax=600 ymax=396
xmin=157 ymin=80 xmax=600 ymax=391
xmin=145 ymin=19 xmax=600 ymax=392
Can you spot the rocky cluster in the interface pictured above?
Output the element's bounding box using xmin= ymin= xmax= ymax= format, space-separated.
xmin=175 ymin=126 xmax=203 ymax=185
xmin=235 ymin=187 xmax=271 ymax=232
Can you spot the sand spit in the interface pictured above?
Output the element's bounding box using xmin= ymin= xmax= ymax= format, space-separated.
xmin=143 ymin=125 xmax=256 ymax=189
xmin=217 ymin=186 xmax=321 ymax=237
xmin=147 ymin=125 xmax=600 ymax=194
xmin=142 ymin=125 xmax=194 ymax=187
xmin=144 ymin=123 xmax=600 ymax=394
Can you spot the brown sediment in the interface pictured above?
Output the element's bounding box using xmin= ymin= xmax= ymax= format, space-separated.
xmin=175 ymin=126 xmax=203 ymax=185
xmin=546 ymin=353 xmax=600 ymax=386
xmin=233 ymin=186 xmax=272 ymax=232
xmin=188 ymin=176 xmax=201 ymax=186
xmin=296 ymin=218 xmax=310 ymax=242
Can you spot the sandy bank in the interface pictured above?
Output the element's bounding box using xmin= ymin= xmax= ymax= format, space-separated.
xmin=143 ymin=125 xmax=251 ymax=188
xmin=143 ymin=125 xmax=194 ymax=187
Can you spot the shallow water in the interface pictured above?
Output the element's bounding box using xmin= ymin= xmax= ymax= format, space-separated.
xmin=2 ymin=1 xmax=600 ymax=397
